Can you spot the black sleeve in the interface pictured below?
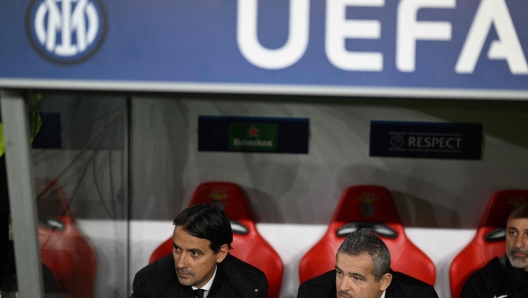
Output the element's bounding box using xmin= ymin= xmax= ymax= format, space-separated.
xmin=296 ymin=282 xmax=310 ymax=298
xmin=129 ymin=270 xmax=146 ymax=298
xmin=245 ymin=265 xmax=269 ymax=298
xmin=398 ymin=282 xmax=439 ymax=298
xmin=42 ymin=263 xmax=57 ymax=293
xmin=222 ymin=254 xmax=269 ymax=298
xmin=460 ymin=270 xmax=486 ymax=298
xmin=252 ymin=269 xmax=269 ymax=298
xmin=427 ymin=284 xmax=439 ymax=298
xmin=259 ymin=279 xmax=269 ymax=298
xmin=389 ymin=271 xmax=439 ymax=298
xmin=129 ymin=260 xmax=161 ymax=298
xmin=129 ymin=254 xmax=178 ymax=298
xmin=295 ymin=270 xmax=335 ymax=298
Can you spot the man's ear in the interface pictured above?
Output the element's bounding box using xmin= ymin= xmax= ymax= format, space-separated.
xmin=215 ymin=244 xmax=229 ymax=263
xmin=379 ymin=272 xmax=393 ymax=292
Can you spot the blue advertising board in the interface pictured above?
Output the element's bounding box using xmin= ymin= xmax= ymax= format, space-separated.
xmin=1 ymin=0 xmax=528 ymax=98
xmin=370 ymin=121 xmax=482 ymax=160
xmin=198 ymin=116 xmax=309 ymax=154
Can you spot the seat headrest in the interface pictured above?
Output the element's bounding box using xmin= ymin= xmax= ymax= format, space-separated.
xmin=485 ymin=227 xmax=506 ymax=242
xmin=189 ymin=182 xmax=253 ymax=221
xmin=479 ymin=190 xmax=528 ymax=228
xmin=336 ymin=222 xmax=398 ymax=239
xmin=332 ymin=185 xmax=401 ymax=224
xmin=230 ymin=219 xmax=249 ymax=235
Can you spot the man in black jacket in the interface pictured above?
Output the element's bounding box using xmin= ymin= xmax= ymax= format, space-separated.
xmin=297 ymin=230 xmax=438 ymax=298
xmin=461 ymin=205 xmax=528 ymax=298
xmin=130 ymin=204 xmax=269 ymax=298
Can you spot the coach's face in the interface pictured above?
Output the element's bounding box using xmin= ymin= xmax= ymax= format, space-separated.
xmin=506 ymin=217 xmax=528 ymax=271
xmin=172 ymin=226 xmax=228 ymax=288
xmin=335 ymin=252 xmax=392 ymax=298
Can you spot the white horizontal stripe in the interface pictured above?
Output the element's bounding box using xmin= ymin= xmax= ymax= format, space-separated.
xmin=1 ymin=79 xmax=528 ymax=100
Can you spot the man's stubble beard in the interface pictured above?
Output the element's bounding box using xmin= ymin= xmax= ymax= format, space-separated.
xmin=507 ymin=248 xmax=528 ymax=269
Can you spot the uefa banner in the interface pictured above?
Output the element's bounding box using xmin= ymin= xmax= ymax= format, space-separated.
xmin=1 ymin=0 xmax=528 ymax=98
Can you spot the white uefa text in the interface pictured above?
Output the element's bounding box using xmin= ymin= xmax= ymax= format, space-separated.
xmin=236 ymin=0 xmax=527 ymax=75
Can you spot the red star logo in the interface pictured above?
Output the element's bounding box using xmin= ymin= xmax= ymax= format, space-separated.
xmin=247 ymin=125 xmax=259 ymax=137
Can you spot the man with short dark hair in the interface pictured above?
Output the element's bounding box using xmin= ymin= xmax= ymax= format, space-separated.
xmin=461 ymin=204 xmax=528 ymax=297
xmin=297 ymin=230 xmax=438 ymax=298
xmin=130 ymin=204 xmax=269 ymax=298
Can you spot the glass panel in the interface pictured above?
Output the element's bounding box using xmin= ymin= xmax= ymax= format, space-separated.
xmin=6 ymin=93 xmax=129 ymax=298
xmin=128 ymin=96 xmax=528 ymax=298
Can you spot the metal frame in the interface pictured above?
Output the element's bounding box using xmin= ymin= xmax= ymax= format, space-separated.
xmin=1 ymin=79 xmax=528 ymax=100
xmin=0 ymin=90 xmax=44 ymax=298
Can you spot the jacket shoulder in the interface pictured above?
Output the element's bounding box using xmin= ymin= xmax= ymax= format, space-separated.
xmin=479 ymin=257 xmax=505 ymax=274
xmin=389 ymin=271 xmax=438 ymax=298
xmin=131 ymin=254 xmax=176 ymax=298
xmin=297 ymin=270 xmax=335 ymax=298
xmin=460 ymin=257 xmax=507 ymax=298
xmin=221 ymin=254 xmax=269 ymax=297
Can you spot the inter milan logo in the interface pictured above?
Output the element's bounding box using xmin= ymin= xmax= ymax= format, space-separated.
xmin=26 ymin=0 xmax=107 ymax=63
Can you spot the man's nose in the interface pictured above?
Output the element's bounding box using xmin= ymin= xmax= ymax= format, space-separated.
xmin=176 ymin=253 xmax=188 ymax=268
xmin=338 ymin=276 xmax=351 ymax=292
xmin=516 ymin=234 xmax=527 ymax=248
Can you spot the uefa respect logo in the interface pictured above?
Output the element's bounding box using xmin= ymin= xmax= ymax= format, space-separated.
xmin=26 ymin=0 xmax=107 ymax=64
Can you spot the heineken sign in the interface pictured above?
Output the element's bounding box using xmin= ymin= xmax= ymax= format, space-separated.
xmin=199 ymin=116 xmax=309 ymax=154
xmin=229 ymin=123 xmax=278 ymax=151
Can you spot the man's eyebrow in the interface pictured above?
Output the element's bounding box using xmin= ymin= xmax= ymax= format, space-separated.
xmin=334 ymin=266 xmax=366 ymax=280
xmin=350 ymin=272 xmax=366 ymax=280
xmin=172 ymin=243 xmax=204 ymax=253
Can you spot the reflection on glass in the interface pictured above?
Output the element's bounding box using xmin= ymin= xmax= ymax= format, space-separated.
xmin=37 ymin=179 xmax=97 ymax=298
xmin=1 ymin=94 xmax=128 ymax=298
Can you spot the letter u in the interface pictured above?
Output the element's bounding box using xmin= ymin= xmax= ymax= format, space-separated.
xmin=237 ymin=0 xmax=310 ymax=69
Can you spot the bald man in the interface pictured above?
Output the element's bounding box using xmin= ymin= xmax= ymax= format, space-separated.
xmin=461 ymin=205 xmax=528 ymax=298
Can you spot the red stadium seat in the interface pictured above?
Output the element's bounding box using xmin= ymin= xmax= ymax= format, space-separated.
xmin=149 ymin=182 xmax=284 ymax=298
xmin=149 ymin=238 xmax=173 ymax=265
xmin=449 ymin=190 xmax=528 ymax=298
xmin=299 ymin=185 xmax=436 ymax=286
xmin=37 ymin=180 xmax=97 ymax=298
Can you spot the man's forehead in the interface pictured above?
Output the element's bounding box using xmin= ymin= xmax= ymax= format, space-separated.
xmin=173 ymin=226 xmax=211 ymax=248
xmin=507 ymin=217 xmax=528 ymax=229
xmin=508 ymin=205 xmax=528 ymax=221
xmin=336 ymin=252 xmax=375 ymax=275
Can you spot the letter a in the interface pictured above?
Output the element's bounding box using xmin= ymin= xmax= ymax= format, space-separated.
xmin=397 ymin=0 xmax=456 ymax=72
xmin=237 ymin=0 xmax=310 ymax=69
xmin=455 ymin=0 xmax=528 ymax=74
